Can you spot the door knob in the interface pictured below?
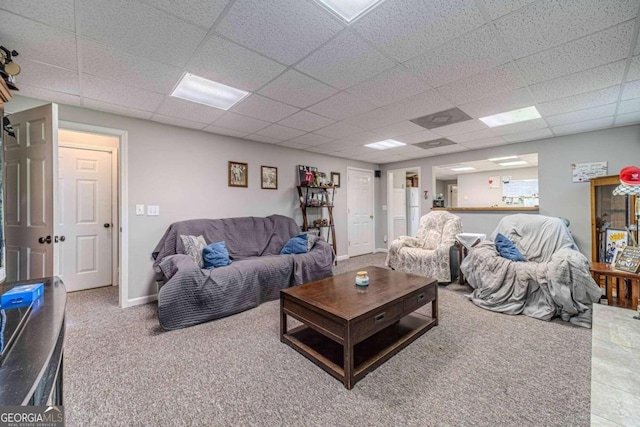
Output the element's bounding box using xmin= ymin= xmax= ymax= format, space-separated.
xmin=38 ymin=236 xmax=52 ymax=244
xmin=369 ymin=215 xmax=374 ymax=219
xmin=60 ymin=236 xmax=66 ymax=242
xmin=104 ymin=223 xmax=111 ymax=228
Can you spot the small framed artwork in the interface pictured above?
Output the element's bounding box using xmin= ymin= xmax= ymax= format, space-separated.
xmin=261 ymin=166 xmax=278 ymax=190
xmin=604 ymin=228 xmax=628 ymax=263
xmin=331 ymin=172 xmax=341 ymax=188
xmin=228 ymin=161 xmax=248 ymax=188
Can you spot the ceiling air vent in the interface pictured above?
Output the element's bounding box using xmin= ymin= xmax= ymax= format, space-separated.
xmin=410 ymin=107 xmax=473 ymax=129
xmin=414 ymin=138 xmax=457 ymax=149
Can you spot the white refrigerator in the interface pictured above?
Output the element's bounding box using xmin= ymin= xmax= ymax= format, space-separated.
xmin=407 ymin=188 xmax=420 ymax=237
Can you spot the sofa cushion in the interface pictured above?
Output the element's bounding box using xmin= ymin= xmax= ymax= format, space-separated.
xmin=281 ymin=234 xmax=308 ymax=255
xmin=180 ymin=235 xmax=207 ymax=267
xmin=203 ymin=241 xmax=232 ymax=269
xmin=495 ymin=233 xmax=527 ymax=262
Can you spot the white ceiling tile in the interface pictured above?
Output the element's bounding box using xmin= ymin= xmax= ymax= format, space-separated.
xmin=212 ymin=112 xmax=271 ymax=133
xmin=395 ymin=130 xmax=441 ymax=144
xmin=202 ymin=126 xmax=249 ymax=138
xmin=245 ymin=134 xmax=283 ymax=144
xmin=1 ymin=0 xmax=75 ymax=31
xmin=16 ymin=59 xmax=79 ymax=95
xmin=296 ymin=31 xmax=395 ymax=90
xmin=80 ymin=38 xmax=183 ymax=93
xmin=502 ymin=127 xmax=553 ymax=143
xmin=448 ymin=128 xmax=498 ymax=143
xmin=627 ymin=56 xmax=640 ymax=82
xmin=277 ymin=111 xmax=335 ymax=132
xmin=315 ymin=140 xmax=356 ymax=152
xmin=433 ymin=119 xmax=489 ymax=137
xmin=537 ymin=86 xmax=621 ymax=116
xmin=615 ymin=111 xmax=640 ymax=126
xmin=382 ymin=90 xmax=455 ymax=121
xmin=15 ymin=85 xmax=82 ymax=107
xmin=481 ymin=0 xmax=535 ymax=20
xmin=343 ymin=109 xmax=405 ymax=131
xmin=343 ymin=132 xmax=385 ymax=145
xmin=156 ymin=96 xmax=225 ymax=124
xmin=313 ymin=122 xmax=365 ymax=139
xmin=371 ymin=121 xmax=426 ymax=139
xmin=216 ymin=0 xmax=342 ymax=65
xmin=80 ymin=0 xmax=207 ymax=66
xmin=437 ymin=64 xmax=525 ymax=105
xmin=258 ymin=70 xmax=337 ymax=108
xmin=305 ymin=145 xmax=339 ymax=154
xmin=544 ymin=103 xmax=617 ymax=127
xmin=459 ymin=88 xmax=535 ymax=119
xmin=622 ymin=80 xmax=640 ymax=100
xmin=404 ymin=25 xmax=511 ymax=88
xmin=494 ymin=0 xmax=638 ymax=59
xmin=552 ymin=116 xmax=614 ymax=135
xmin=151 ymin=114 xmax=207 ymax=130
xmin=307 ymin=92 xmax=376 ymax=120
xmin=140 ymin=0 xmax=230 ymax=28
xmin=346 ymin=66 xmax=432 ymax=107
xmin=491 ymin=118 xmax=548 ymax=136
xmin=529 ymin=60 xmax=626 ymax=103
xmin=289 ymin=133 xmax=334 ymax=146
xmin=82 ymin=74 xmax=164 ymax=111
xmin=515 ymin=21 xmax=634 ymax=85
xmin=231 ymin=95 xmax=299 ymax=123
xmin=376 ymin=154 xmax=412 ymax=163
xmin=255 ymin=124 xmax=306 ymax=140
xmin=0 ymin=10 xmax=78 ymax=70
xmin=278 ymin=141 xmax=312 ymax=150
xmin=618 ymin=98 xmax=640 ymax=115
xmin=460 ymin=137 xmax=506 ymax=148
xmin=429 ymin=144 xmax=468 ymax=154
xmin=186 ymin=35 xmax=286 ymax=92
xmin=83 ymin=98 xmax=154 ymax=119
xmin=352 ymin=0 xmax=485 ymax=62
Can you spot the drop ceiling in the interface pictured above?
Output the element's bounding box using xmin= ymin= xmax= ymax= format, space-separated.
xmin=2 ymin=0 xmax=640 ymax=164
xmin=434 ymin=153 xmax=539 ymax=180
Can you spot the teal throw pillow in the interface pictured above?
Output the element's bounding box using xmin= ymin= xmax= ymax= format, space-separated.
xmin=494 ymin=233 xmax=527 ymax=262
xmin=280 ymin=234 xmax=308 ymax=255
xmin=203 ymin=241 xmax=232 ymax=269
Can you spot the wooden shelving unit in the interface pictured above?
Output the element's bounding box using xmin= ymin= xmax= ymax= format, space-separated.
xmin=297 ymin=185 xmax=337 ymax=262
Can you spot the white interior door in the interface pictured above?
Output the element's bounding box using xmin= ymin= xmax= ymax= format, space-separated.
xmin=58 ymin=147 xmax=112 ymax=291
xmin=4 ymin=104 xmax=59 ymax=282
xmin=347 ymin=168 xmax=374 ymax=257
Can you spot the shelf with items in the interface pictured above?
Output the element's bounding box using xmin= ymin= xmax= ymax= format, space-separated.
xmin=297 ymin=185 xmax=337 ymax=264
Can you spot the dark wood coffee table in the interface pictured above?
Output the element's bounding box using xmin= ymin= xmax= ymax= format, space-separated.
xmin=280 ymin=266 xmax=437 ymax=389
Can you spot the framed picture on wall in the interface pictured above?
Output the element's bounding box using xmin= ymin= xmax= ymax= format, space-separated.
xmin=330 ymin=172 xmax=340 ymax=188
xmin=261 ymin=166 xmax=277 ymax=190
xmin=228 ymin=161 xmax=248 ymax=188
xmin=604 ymin=228 xmax=628 ymax=264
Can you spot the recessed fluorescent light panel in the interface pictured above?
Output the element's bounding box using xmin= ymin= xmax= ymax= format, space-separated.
xmin=451 ymin=167 xmax=475 ymax=171
xmin=171 ymin=73 xmax=250 ymax=110
xmin=488 ymin=155 xmax=518 ymax=162
xmin=498 ymin=161 xmax=528 ymax=166
xmin=314 ymin=0 xmax=386 ymax=23
xmin=479 ymin=106 xmax=541 ymax=128
xmin=365 ymin=139 xmax=406 ymax=150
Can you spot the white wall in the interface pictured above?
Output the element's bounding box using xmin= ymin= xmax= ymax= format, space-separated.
xmin=457 ymin=167 xmax=537 ymax=207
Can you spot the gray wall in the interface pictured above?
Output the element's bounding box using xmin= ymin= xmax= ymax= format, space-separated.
xmin=377 ymin=125 xmax=640 ymax=258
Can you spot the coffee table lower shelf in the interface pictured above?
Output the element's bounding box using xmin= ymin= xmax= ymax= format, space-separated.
xmin=282 ymin=313 xmax=436 ymax=387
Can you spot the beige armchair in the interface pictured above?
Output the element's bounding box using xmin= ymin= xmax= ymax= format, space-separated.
xmin=386 ymin=211 xmax=463 ymax=283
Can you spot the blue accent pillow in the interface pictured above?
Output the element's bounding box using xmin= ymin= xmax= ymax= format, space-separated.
xmin=280 ymin=234 xmax=308 ymax=255
xmin=494 ymin=233 xmax=527 ymax=262
xmin=203 ymin=241 xmax=232 ymax=269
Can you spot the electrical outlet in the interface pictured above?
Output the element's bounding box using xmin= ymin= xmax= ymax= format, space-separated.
xmin=136 ymin=204 xmax=144 ymax=215
xmin=147 ymin=205 xmax=160 ymax=216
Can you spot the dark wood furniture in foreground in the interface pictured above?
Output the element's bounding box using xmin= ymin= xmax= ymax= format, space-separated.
xmin=280 ymin=266 xmax=437 ymax=389
xmin=590 ymin=262 xmax=639 ymax=311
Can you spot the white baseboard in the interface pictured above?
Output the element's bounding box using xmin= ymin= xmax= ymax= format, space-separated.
xmin=336 ymin=255 xmax=350 ymax=261
xmin=123 ymin=294 xmax=158 ymax=308
xmin=375 ymin=248 xmax=388 ymax=253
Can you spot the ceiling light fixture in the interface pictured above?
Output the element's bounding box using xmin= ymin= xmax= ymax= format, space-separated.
xmin=479 ymin=106 xmax=541 ymax=128
xmin=171 ymin=73 xmax=250 ymax=110
xmin=487 ymin=155 xmax=518 ymax=162
xmin=498 ymin=161 xmax=528 ymax=166
xmin=365 ymin=139 xmax=406 ymax=150
xmin=314 ymin=0 xmax=386 ymax=23
xmin=451 ymin=167 xmax=475 ymax=172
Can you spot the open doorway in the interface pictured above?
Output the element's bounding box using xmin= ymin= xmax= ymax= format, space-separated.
xmin=387 ymin=167 xmax=420 ymax=247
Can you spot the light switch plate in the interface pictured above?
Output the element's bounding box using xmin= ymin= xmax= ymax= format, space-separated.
xmin=147 ymin=205 xmax=160 ymax=216
xmin=136 ymin=204 xmax=144 ymax=215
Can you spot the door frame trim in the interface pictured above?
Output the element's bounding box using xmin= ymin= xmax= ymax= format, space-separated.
xmin=58 ymin=142 xmax=119 ymax=292
xmin=59 ymin=121 xmax=130 ymax=308
xmin=386 ymin=167 xmax=421 ymax=248
xmin=346 ymin=167 xmax=375 ymax=258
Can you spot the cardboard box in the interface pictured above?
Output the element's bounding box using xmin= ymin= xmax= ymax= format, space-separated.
xmin=1 ymin=283 xmax=44 ymax=308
